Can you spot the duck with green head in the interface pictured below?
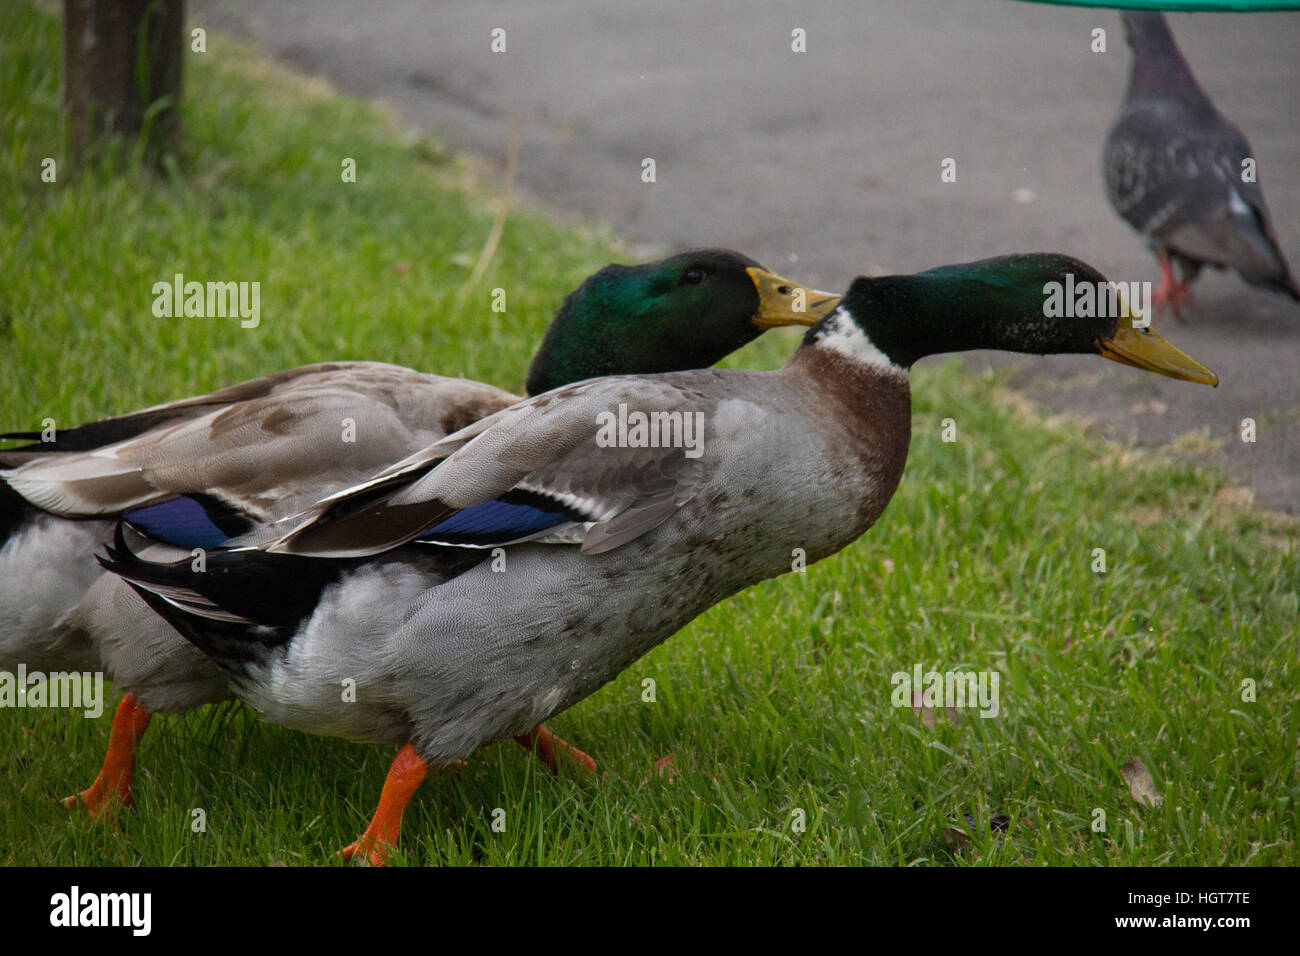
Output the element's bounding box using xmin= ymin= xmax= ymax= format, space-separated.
xmin=0 ymin=248 xmax=834 ymax=818
xmin=526 ymin=249 xmax=829 ymax=393
xmin=107 ymin=252 xmax=1216 ymax=864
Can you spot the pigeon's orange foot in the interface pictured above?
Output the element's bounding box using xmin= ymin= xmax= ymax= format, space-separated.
xmin=340 ymin=743 xmax=429 ymax=867
xmin=514 ymin=724 xmax=597 ymax=776
xmin=1152 ymin=283 xmax=1193 ymax=318
xmin=1153 ymin=253 xmax=1194 ymax=319
xmin=61 ymin=692 xmax=152 ymax=820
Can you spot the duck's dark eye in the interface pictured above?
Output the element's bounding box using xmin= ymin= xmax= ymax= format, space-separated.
xmin=683 ymin=269 xmax=704 ymax=285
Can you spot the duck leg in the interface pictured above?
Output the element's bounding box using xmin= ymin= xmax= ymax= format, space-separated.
xmin=61 ymin=692 xmax=152 ymax=818
xmin=340 ymin=729 xmax=589 ymax=866
xmin=1151 ymin=251 xmax=1193 ymax=319
xmin=513 ymin=724 xmax=597 ymax=775
xmin=340 ymin=742 xmax=429 ymax=866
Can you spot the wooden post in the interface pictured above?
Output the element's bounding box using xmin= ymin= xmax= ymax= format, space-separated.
xmin=63 ymin=0 xmax=185 ymax=163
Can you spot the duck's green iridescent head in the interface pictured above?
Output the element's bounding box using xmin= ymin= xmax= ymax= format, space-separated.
xmin=816 ymin=253 xmax=1217 ymax=385
xmin=526 ymin=249 xmax=840 ymax=394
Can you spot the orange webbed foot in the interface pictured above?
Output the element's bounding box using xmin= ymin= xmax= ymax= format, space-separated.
xmin=514 ymin=724 xmax=597 ymax=776
xmin=61 ymin=692 xmax=152 ymax=820
xmin=340 ymin=743 xmax=429 ymax=867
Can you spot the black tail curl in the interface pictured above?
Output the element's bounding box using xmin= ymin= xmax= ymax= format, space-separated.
xmin=97 ymin=521 xmax=488 ymax=667
xmin=98 ymin=521 xmax=339 ymax=667
xmin=99 ymin=521 xmax=358 ymax=632
xmin=0 ymin=480 xmax=35 ymax=543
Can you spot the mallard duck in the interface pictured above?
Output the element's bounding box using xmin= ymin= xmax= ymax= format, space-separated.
xmin=1104 ymin=12 xmax=1299 ymax=314
xmin=0 ymin=249 xmax=834 ymax=816
xmin=105 ymin=253 xmax=1218 ymax=864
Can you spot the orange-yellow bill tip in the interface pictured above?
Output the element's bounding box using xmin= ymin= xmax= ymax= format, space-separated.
xmin=1099 ymin=324 xmax=1218 ymax=386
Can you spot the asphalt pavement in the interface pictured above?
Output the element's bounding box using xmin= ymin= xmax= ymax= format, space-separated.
xmin=197 ymin=0 xmax=1300 ymax=510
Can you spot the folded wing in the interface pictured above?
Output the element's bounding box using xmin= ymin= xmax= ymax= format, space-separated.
xmin=270 ymin=376 xmax=724 ymax=558
xmin=1 ymin=362 xmax=518 ymax=540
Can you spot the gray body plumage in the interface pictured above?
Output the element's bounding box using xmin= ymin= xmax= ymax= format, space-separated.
xmin=200 ymin=343 xmax=913 ymax=764
xmin=1105 ymin=101 xmax=1294 ymax=292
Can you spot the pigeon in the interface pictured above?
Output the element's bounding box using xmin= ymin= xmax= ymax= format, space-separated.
xmin=1104 ymin=11 xmax=1299 ymax=316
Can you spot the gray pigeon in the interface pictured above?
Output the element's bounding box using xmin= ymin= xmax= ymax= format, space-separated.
xmin=1104 ymin=11 xmax=1299 ymax=315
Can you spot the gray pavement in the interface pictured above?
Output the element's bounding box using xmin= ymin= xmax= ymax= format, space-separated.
xmin=197 ymin=0 xmax=1300 ymax=511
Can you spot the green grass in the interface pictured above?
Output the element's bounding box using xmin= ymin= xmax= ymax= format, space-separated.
xmin=2 ymin=2 xmax=1296 ymax=866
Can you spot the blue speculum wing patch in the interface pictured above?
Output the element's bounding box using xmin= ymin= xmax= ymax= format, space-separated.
xmin=416 ymin=498 xmax=570 ymax=546
xmin=123 ymin=497 xmax=233 ymax=548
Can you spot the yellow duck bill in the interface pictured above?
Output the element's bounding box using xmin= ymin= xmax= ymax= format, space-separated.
xmin=747 ymin=267 xmax=842 ymax=329
xmin=1098 ymin=324 xmax=1219 ymax=386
